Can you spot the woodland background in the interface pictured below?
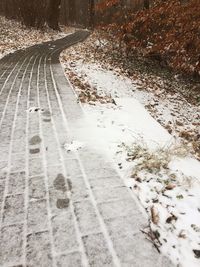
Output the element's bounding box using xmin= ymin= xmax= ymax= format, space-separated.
xmin=0 ymin=0 xmax=199 ymax=78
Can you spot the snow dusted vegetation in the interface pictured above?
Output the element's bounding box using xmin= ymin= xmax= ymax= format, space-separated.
xmin=0 ymin=16 xmax=72 ymax=59
xmin=61 ymin=35 xmax=200 ymax=267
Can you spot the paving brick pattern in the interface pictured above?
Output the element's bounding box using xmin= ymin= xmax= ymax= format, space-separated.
xmin=0 ymin=31 xmax=172 ymax=267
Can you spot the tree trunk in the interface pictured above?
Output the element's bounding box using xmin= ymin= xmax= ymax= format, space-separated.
xmin=144 ymin=0 xmax=150 ymax=9
xmin=46 ymin=0 xmax=61 ymax=30
xmin=89 ymin=0 xmax=95 ymax=28
xmin=68 ymin=0 xmax=76 ymax=25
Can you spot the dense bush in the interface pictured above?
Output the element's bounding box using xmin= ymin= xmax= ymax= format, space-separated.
xmin=124 ymin=0 xmax=200 ymax=77
xmin=96 ymin=0 xmax=200 ymax=77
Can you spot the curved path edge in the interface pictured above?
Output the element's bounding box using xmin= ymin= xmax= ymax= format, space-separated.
xmin=0 ymin=31 xmax=173 ymax=267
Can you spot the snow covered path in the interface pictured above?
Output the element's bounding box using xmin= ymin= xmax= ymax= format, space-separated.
xmin=0 ymin=32 xmax=172 ymax=267
xmin=61 ymin=47 xmax=200 ymax=267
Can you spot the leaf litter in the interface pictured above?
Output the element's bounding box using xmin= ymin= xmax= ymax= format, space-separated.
xmin=0 ymin=16 xmax=73 ymax=59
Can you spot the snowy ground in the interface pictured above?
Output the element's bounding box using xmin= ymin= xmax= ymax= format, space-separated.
xmin=0 ymin=16 xmax=74 ymax=59
xmin=61 ymin=36 xmax=200 ymax=267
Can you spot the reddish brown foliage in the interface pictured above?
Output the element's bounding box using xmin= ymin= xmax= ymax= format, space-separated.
xmin=95 ymin=0 xmax=120 ymax=11
xmin=97 ymin=0 xmax=200 ymax=77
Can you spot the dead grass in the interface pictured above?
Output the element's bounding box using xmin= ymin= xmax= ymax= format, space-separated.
xmin=123 ymin=141 xmax=189 ymax=176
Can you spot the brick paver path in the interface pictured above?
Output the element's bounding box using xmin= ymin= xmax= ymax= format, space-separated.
xmin=0 ymin=31 xmax=172 ymax=267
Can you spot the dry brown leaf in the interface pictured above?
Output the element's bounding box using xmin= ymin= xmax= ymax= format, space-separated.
xmin=165 ymin=184 xmax=176 ymax=190
xmin=151 ymin=205 xmax=159 ymax=225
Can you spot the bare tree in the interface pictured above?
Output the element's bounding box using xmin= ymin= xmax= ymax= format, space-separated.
xmin=0 ymin=0 xmax=62 ymax=30
xmin=46 ymin=0 xmax=62 ymax=30
xmin=89 ymin=0 xmax=95 ymax=28
xmin=68 ymin=0 xmax=76 ymax=25
xmin=144 ymin=0 xmax=150 ymax=9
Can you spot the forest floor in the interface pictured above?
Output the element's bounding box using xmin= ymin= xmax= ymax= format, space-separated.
xmin=61 ymin=31 xmax=200 ymax=267
xmin=0 ymin=16 xmax=73 ymax=59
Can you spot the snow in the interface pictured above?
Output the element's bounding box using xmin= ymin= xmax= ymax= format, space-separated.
xmin=0 ymin=16 xmax=73 ymax=60
xmin=169 ymin=157 xmax=200 ymax=179
xmin=64 ymin=140 xmax=84 ymax=152
xmin=2 ymin=13 xmax=199 ymax=265
xmin=81 ymin=99 xmax=200 ymax=267
xmin=61 ymin=43 xmax=200 ymax=267
xmin=79 ymin=97 xmax=172 ymax=154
